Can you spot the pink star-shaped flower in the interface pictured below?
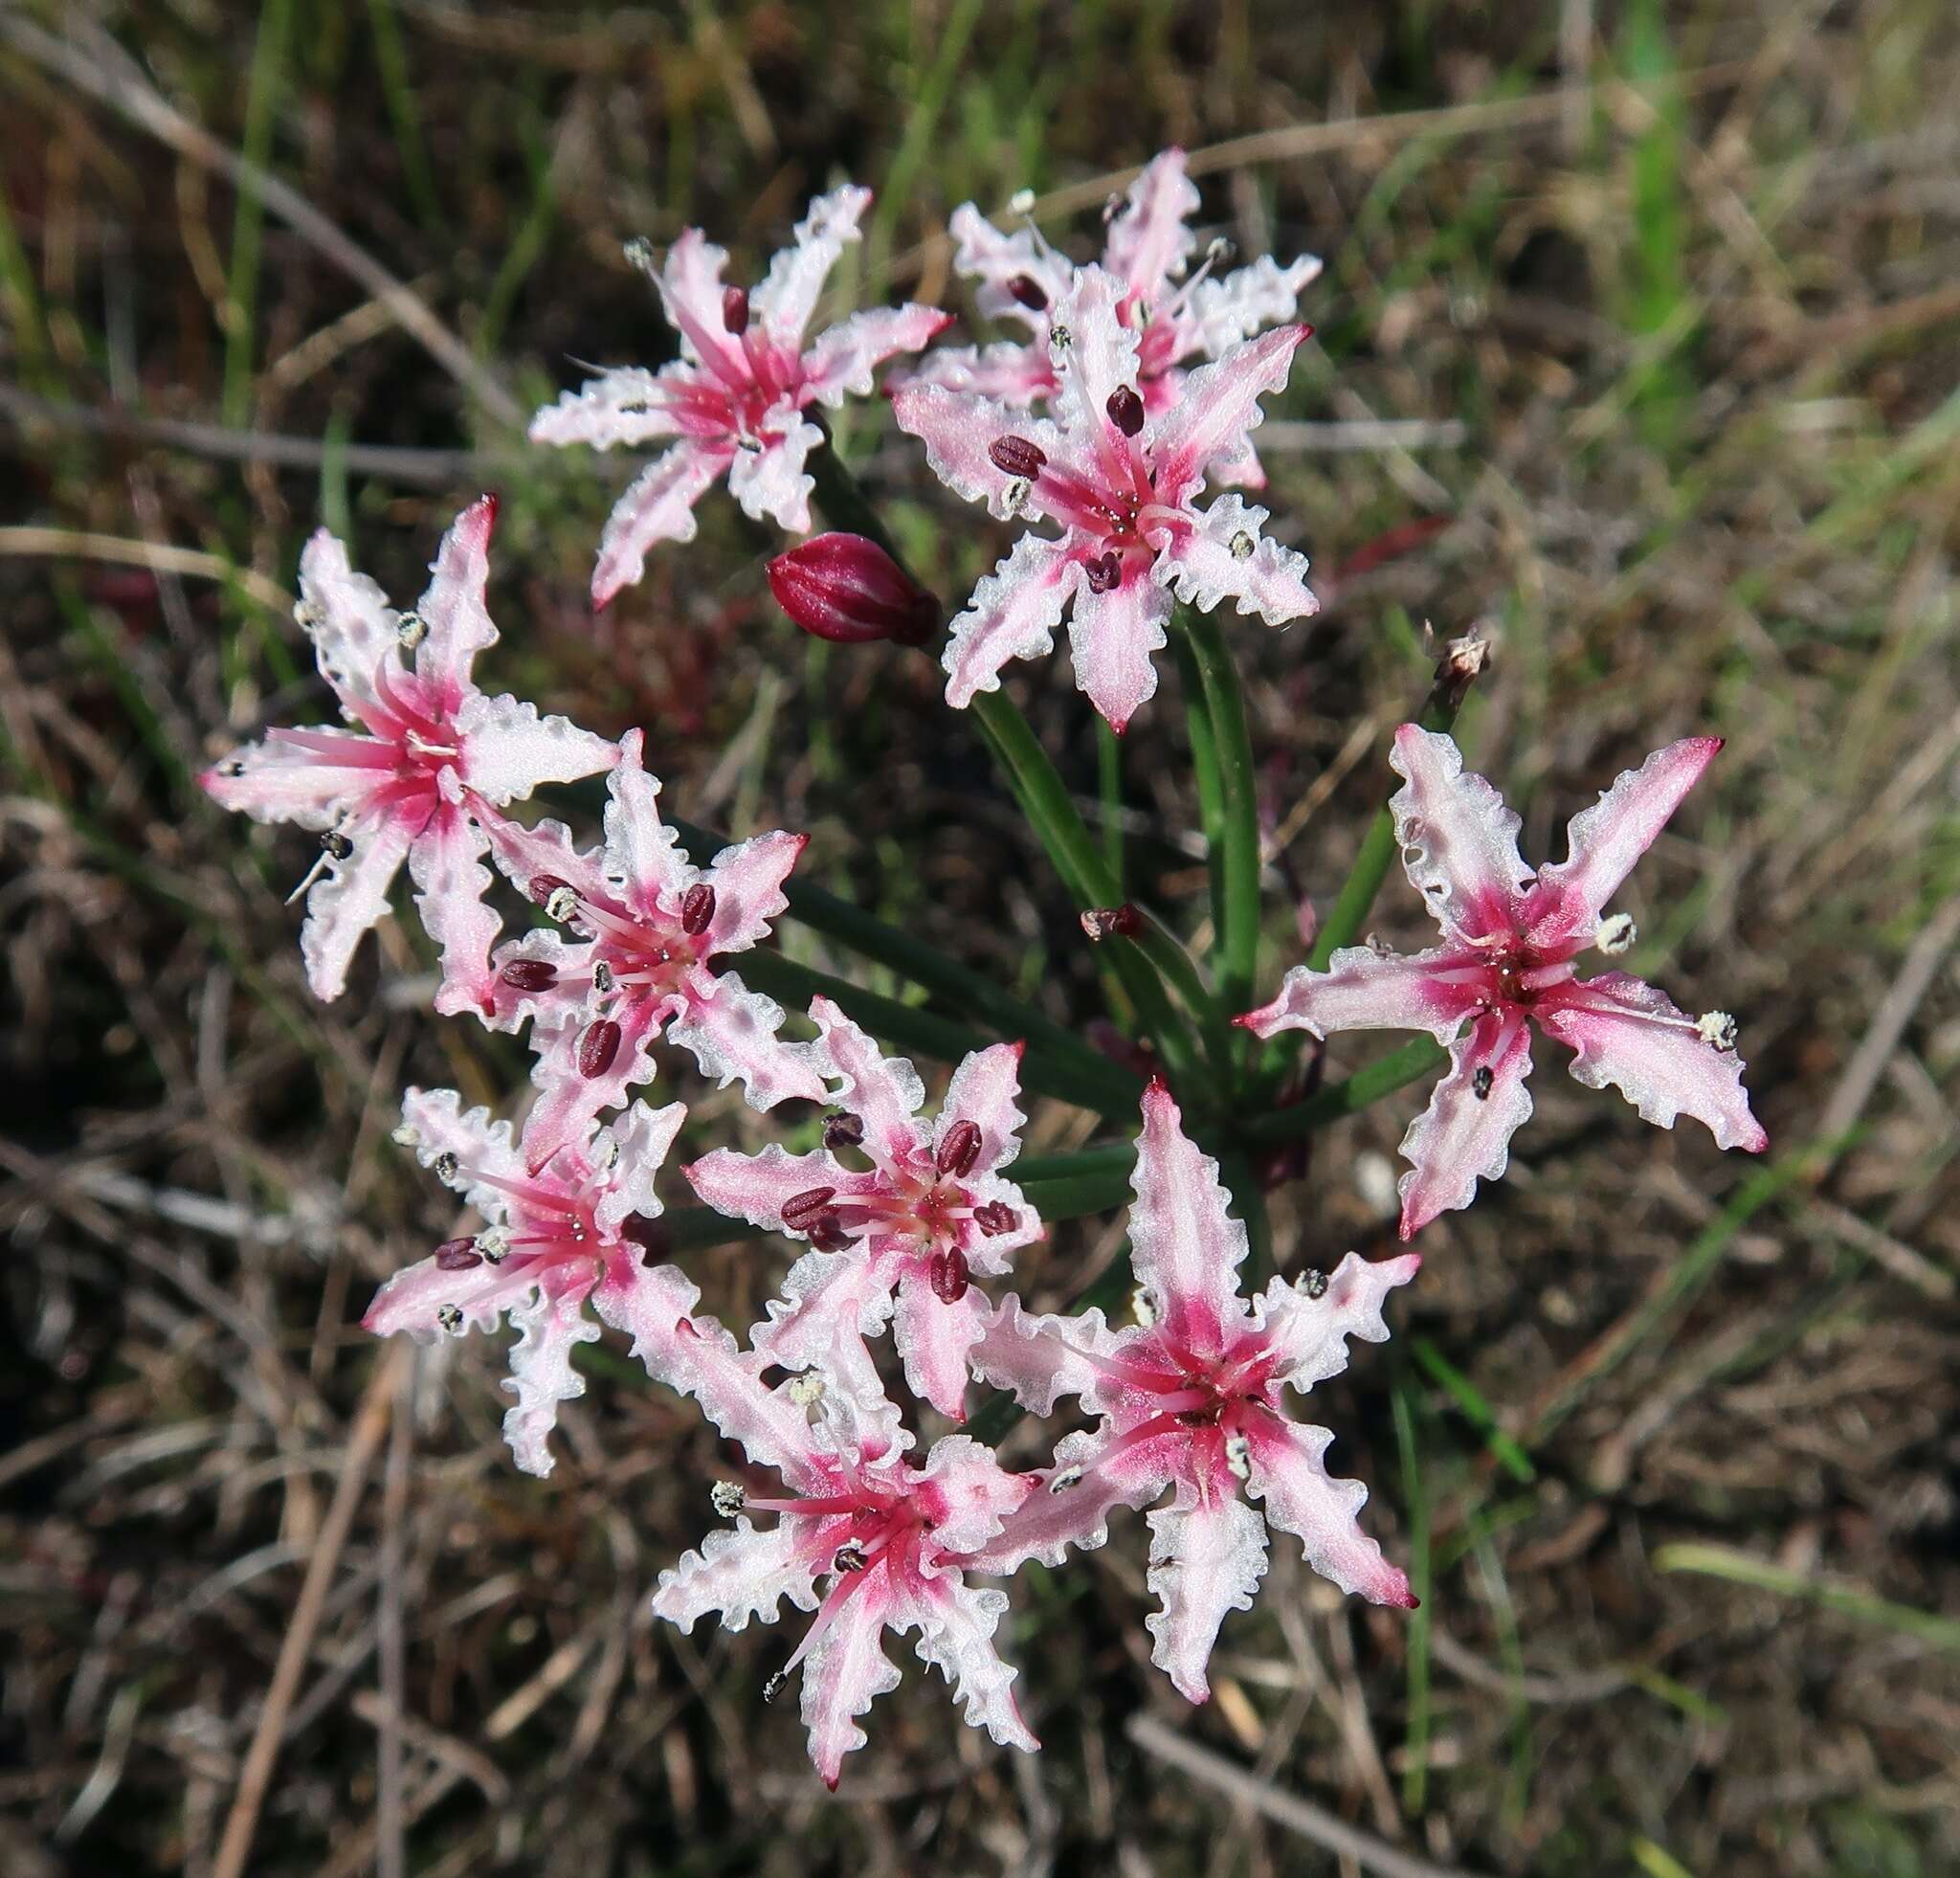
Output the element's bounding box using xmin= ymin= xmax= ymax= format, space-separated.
xmin=477 ymin=727 xmax=825 ymax=1170
xmin=892 ymin=264 xmax=1318 ymax=729
xmin=652 ymin=1338 xmax=1038 ymax=1788
xmin=908 ymin=147 xmax=1321 ymax=491
xmin=530 ymin=185 xmax=952 ymax=607
xmin=685 ymin=997 xmax=1042 ymax=1421
xmin=1241 ymin=727 xmax=1769 ymax=1240
xmin=365 ymin=1085 xmax=702 ymax=1477
xmin=199 ymin=498 xmax=616 ymax=1009
xmin=964 ymin=1081 xmax=1416 ymax=1704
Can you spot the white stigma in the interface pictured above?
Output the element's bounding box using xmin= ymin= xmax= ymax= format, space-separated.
xmin=1595 ymin=912 xmax=1637 ymax=955
xmin=1697 ymin=1011 xmax=1739 ymax=1052
xmin=1008 ymin=188 xmax=1036 ymax=216
xmin=546 ymin=886 xmax=581 ymax=924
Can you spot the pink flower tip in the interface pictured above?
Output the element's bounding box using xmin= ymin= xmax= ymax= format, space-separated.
xmin=767 ymin=533 xmax=940 ymax=647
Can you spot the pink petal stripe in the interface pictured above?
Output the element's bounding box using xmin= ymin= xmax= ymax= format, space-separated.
xmin=1104 ymin=148 xmax=1201 ymax=295
xmin=1238 ymin=944 xmax=1479 ymax=1045
xmin=801 ymin=1569 xmax=902 ymax=1786
xmin=754 ymin=183 xmax=872 ymax=345
xmin=810 ymin=996 xmax=927 ymax=1174
xmin=1147 ymin=324 xmax=1305 ymax=506
xmin=942 ymin=534 xmax=1080 ymax=710
xmin=1526 ymin=737 xmax=1724 ymax=947
xmin=801 ymin=303 xmax=952 ymax=406
xmin=299 ymin=803 xmax=419 ymax=1001
xmin=412 ymin=495 xmax=499 ymax=701
xmin=1127 ymin=1082 xmax=1250 ymax=1356
xmin=1066 ymin=566 xmax=1173 ymax=733
xmin=598 ymin=729 xmax=693 ymax=914
xmin=1388 ymin=726 xmax=1533 ymax=944
xmin=670 ymin=972 xmax=828 ymax=1111
xmin=1396 ymin=1012 xmax=1536 ymax=1239
xmin=937 ymin=1040 xmax=1026 ymax=1175
xmin=1143 ymin=1491 xmax=1269 ymax=1704
xmin=1239 ymin=1419 xmax=1414 ymax=1606
xmin=889 ymin=1271 xmax=991 ymax=1422
xmin=456 ymin=692 xmax=616 ymax=806
xmin=1538 ymin=972 xmax=1767 ymax=1152
xmin=411 ymin=794 xmax=501 ymax=1020
xmin=896 ymin=1573 xmax=1038 ymax=1755
xmin=590 ymin=442 xmax=729 ymax=607
xmin=1252 ymin=1250 xmax=1422 ymax=1392
xmin=702 ymin=828 xmax=806 ymax=953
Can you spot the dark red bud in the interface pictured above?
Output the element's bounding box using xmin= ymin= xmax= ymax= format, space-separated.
xmin=822 ymin=1112 xmax=865 ymax=1152
xmin=936 ymin=1119 xmax=982 ymax=1179
xmin=767 ymin=534 xmax=939 ymax=647
xmin=577 ymin=1018 xmax=622 ymax=1080
xmin=722 ymin=285 xmax=750 ymax=335
xmin=973 ymin=1200 xmax=1018 ymax=1237
xmin=782 ymin=1186 xmax=838 ymax=1232
xmin=500 ymin=958 xmax=558 ymax=992
xmin=1083 ymin=551 xmax=1123 ymax=594
xmin=527 ymin=873 xmax=570 ymax=906
xmin=1007 ymin=274 xmax=1049 ymax=311
xmin=928 ymin=1247 xmax=971 ymax=1305
xmin=1080 ymin=903 xmax=1143 ymax=942
xmin=434 ymin=1237 xmax=482 ymax=1270
xmin=1105 ymin=385 xmax=1146 ymax=436
xmin=679 ymin=883 xmax=716 ymax=936
xmin=988 ymin=435 xmax=1048 ymax=480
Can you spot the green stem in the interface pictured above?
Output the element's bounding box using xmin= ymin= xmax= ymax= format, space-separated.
xmin=1096 ymin=717 xmax=1125 ymax=889
xmin=1172 ymin=633 xmax=1230 ymax=952
xmin=806 ymin=431 xmax=904 ymax=562
xmin=1238 ymin=1036 xmax=1445 ymax=1145
xmin=670 ymin=816 xmax=1140 ymax=1115
xmin=1178 ymin=612 xmax=1261 ymax=1039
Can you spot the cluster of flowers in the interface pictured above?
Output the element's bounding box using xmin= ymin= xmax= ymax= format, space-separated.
xmin=201 ymin=156 xmax=1766 ymax=1785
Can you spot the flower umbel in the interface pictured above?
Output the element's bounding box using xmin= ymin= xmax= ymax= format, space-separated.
xmin=199 ymin=499 xmax=615 ymax=1008
xmin=1240 ymin=727 xmax=1769 ymax=1238
xmin=966 ymin=1082 xmax=1417 ymax=1703
xmin=908 ymin=148 xmax=1322 ymax=491
xmin=686 ymin=998 xmax=1042 ymax=1420
xmin=479 ymin=727 xmax=824 ymax=1168
xmin=652 ymin=1344 xmax=1037 ymax=1787
xmin=892 ymin=264 xmax=1318 ymax=728
xmin=529 ymin=185 xmax=951 ymax=606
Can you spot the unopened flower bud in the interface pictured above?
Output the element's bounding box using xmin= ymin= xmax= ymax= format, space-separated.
xmin=711 ymin=1481 xmax=746 ymax=1517
xmin=679 ymin=883 xmax=716 ymax=935
xmin=1595 ymin=912 xmax=1637 ymax=955
xmin=767 ymin=534 xmax=939 ymax=647
xmin=936 ymin=1120 xmax=982 ymax=1179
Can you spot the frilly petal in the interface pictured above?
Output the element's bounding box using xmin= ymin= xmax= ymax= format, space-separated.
xmin=1144 ymin=1491 xmax=1269 ymax=1704
xmin=1388 ymin=726 xmax=1534 ymax=945
xmin=590 ymin=443 xmax=729 ymax=608
xmin=1128 ymin=1082 xmax=1250 ymax=1357
xmin=456 ymin=693 xmax=616 ymax=806
xmin=670 ymin=972 xmax=828 ymax=1111
xmin=1238 ymin=944 xmax=1481 ymax=1046
xmin=941 ymin=533 xmax=1080 ymax=710
xmin=1152 ymin=494 xmax=1319 ymax=628
xmin=1239 ymin=1420 xmax=1414 ymax=1606
xmin=1396 ymin=1013 xmax=1536 ymax=1239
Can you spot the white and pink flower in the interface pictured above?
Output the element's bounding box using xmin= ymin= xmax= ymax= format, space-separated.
xmin=479 ymin=727 xmax=825 ymax=1168
xmin=200 ymin=500 xmax=616 ymax=1009
xmin=965 ymin=1082 xmax=1416 ymax=1704
xmin=652 ymin=1343 xmax=1038 ymax=1787
xmin=892 ymin=264 xmax=1318 ymax=729
xmin=365 ymin=1086 xmax=700 ymax=1477
xmin=1240 ymin=727 xmax=1769 ymax=1239
xmin=908 ymin=148 xmax=1321 ymax=491
xmin=530 ymin=185 xmax=951 ymax=606
xmin=685 ymin=997 xmax=1042 ymax=1421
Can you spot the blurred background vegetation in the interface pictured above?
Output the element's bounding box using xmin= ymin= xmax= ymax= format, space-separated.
xmin=3 ymin=2 xmax=1958 ymax=1873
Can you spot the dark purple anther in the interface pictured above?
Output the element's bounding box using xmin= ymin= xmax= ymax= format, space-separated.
xmin=1105 ymin=385 xmax=1146 ymax=436
xmin=434 ymin=1237 xmax=482 ymax=1270
xmin=1084 ymin=551 xmax=1123 ymax=593
xmin=936 ymin=1119 xmax=982 ymax=1179
xmin=782 ymin=1186 xmax=838 ymax=1233
xmin=973 ymin=1200 xmax=1018 ymax=1237
xmin=577 ymin=1018 xmax=622 ymax=1079
xmin=928 ymin=1247 xmax=971 ymax=1305
xmin=809 ymin=1212 xmax=853 ymax=1254
xmin=1007 ymin=274 xmax=1049 ymax=311
xmin=988 ymin=435 xmax=1048 ymax=480
xmin=723 ymin=286 xmax=750 ymax=335
xmin=500 ymin=958 xmax=559 ymax=992
xmin=527 ymin=873 xmax=570 ymax=906
xmin=822 ymin=1112 xmax=865 ymax=1153
xmin=679 ymin=883 xmax=716 ymax=936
